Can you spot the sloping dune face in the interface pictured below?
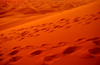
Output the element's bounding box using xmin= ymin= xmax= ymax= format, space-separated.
xmin=0 ymin=0 xmax=100 ymax=65
xmin=0 ymin=0 xmax=98 ymax=30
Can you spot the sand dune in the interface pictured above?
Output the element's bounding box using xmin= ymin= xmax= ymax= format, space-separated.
xmin=0 ymin=0 xmax=100 ymax=65
xmin=16 ymin=7 xmax=39 ymax=14
xmin=0 ymin=0 xmax=98 ymax=30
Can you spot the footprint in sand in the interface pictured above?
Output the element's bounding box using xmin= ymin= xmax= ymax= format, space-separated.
xmin=75 ymin=38 xmax=86 ymax=42
xmin=88 ymin=47 xmax=100 ymax=55
xmin=40 ymin=44 xmax=50 ymax=47
xmin=24 ymin=45 xmax=34 ymax=50
xmin=4 ymin=56 xmax=23 ymax=65
xmin=86 ymin=37 xmax=100 ymax=41
xmin=33 ymin=29 xmax=40 ymax=33
xmin=48 ymin=23 xmax=53 ymax=25
xmin=0 ymin=34 xmax=4 ymax=37
xmin=58 ymin=42 xmax=67 ymax=46
xmin=0 ymin=53 xmax=3 ymax=57
xmin=36 ymin=25 xmax=41 ymax=27
xmin=41 ymin=23 xmax=47 ymax=27
xmin=65 ymin=26 xmax=71 ymax=29
xmin=12 ymin=46 xmax=23 ymax=51
xmin=9 ymin=56 xmax=22 ymax=62
xmin=73 ymin=18 xmax=80 ymax=23
xmin=53 ymin=25 xmax=59 ymax=29
xmin=18 ymin=37 xmax=25 ymax=41
xmin=94 ymin=17 xmax=98 ymax=20
xmin=27 ymin=33 xmax=34 ymax=37
xmin=34 ymin=34 xmax=41 ymax=37
xmin=86 ymin=18 xmax=92 ymax=21
xmin=44 ymin=54 xmax=60 ymax=61
xmin=9 ymin=36 xmax=14 ymax=40
xmin=60 ymin=19 xmax=65 ymax=21
xmin=75 ymin=17 xmax=80 ymax=19
xmin=93 ymin=40 xmax=100 ymax=47
xmin=30 ymin=50 xmax=44 ymax=56
xmin=2 ymin=37 xmax=8 ymax=42
xmin=63 ymin=46 xmax=82 ymax=55
xmin=8 ymin=50 xmax=20 ymax=56
xmin=20 ymin=28 xmax=25 ymax=30
xmin=0 ymin=58 xmax=3 ymax=62
xmin=48 ymin=30 xmax=55 ymax=33
xmin=20 ymin=31 xmax=30 ymax=37
xmin=84 ymin=21 xmax=91 ymax=25
xmin=66 ymin=19 xmax=70 ymax=22
xmin=12 ymin=46 xmax=21 ymax=50
xmin=57 ymin=19 xmax=65 ymax=23
xmin=0 ymin=42 xmax=3 ymax=44
xmin=44 ymin=28 xmax=50 ymax=32
xmin=14 ymin=35 xmax=21 ymax=40
xmin=51 ymin=46 xmax=60 ymax=49
xmin=42 ymin=54 xmax=61 ymax=65
xmin=30 ymin=26 xmax=34 ymax=29
xmin=81 ymin=18 xmax=86 ymax=20
xmin=58 ymin=25 xmax=64 ymax=28
xmin=97 ymin=12 xmax=100 ymax=14
xmin=78 ymin=50 xmax=94 ymax=59
xmin=41 ymin=28 xmax=47 ymax=31
xmin=90 ymin=14 xmax=95 ymax=16
xmin=64 ymin=22 xmax=70 ymax=25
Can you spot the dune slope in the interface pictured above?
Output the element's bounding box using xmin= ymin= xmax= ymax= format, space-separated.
xmin=0 ymin=0 xmax=100 ymax=65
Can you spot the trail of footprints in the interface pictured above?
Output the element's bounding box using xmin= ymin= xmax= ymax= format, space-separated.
xmin=0 ymin=36 xmax=100 ymax=65
xmin=0 ymin=12 xmax=100 ymax=64
xmin=0 ymin=12 xmax=100 ymax=44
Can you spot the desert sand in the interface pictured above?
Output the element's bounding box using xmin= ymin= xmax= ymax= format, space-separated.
xmin=0 ymin=0 xmax=100 ymax=65
xmin=0 ymin=0 xmax=98 ymax=30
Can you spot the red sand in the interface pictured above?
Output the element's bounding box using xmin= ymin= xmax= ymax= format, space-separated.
xmin=0 ymin=0 xmax=100 ymax=65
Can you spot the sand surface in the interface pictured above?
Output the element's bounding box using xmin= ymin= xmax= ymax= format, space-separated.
xmin=0 ymin=0 xmax=98 ymax=30
xmin=0 ymin=0 xmax=100 ymax=65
